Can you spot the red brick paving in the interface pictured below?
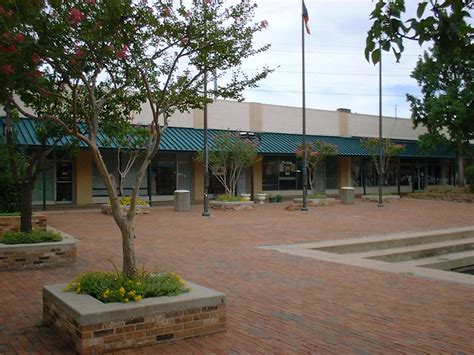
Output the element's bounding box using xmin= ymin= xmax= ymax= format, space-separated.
xmin=1 ymin=198 xmax=474 ymax=354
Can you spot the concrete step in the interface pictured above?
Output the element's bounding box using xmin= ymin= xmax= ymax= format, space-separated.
xmin=313 ymin=229 xmax=474 ymax=254
xmin=361 ymin=238 xmax=474 ymax=263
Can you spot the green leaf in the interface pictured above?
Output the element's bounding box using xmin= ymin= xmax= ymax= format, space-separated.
xmin=371 ymin=48 xmax=381 ymax=64
xmin=417 ymin=2 xmax=428 ymax=18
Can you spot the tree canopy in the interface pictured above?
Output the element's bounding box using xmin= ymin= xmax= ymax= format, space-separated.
xmin=365 ymin=0 xmax=473 ymax=64
xmin=0 ymin=0 xmax=271 ymax=276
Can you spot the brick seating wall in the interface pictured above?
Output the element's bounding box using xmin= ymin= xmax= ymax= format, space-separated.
xmin=43 ymin=298 xmax=226 ymax=354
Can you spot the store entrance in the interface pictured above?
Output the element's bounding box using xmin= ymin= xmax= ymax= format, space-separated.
xmin=56 ymin=161 xmax=73 ymax=202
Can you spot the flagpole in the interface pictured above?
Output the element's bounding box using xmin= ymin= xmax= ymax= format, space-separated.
xmin=301 ymin=0 xmax=308 ymax=211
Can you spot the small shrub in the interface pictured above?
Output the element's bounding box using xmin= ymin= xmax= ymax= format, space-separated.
xmin=423 ymin=185 xmax=468 ymax=194
xmin=466 ymin=166 xmax=474 ymax=193
xmin=64 ymin=271 xmax=189 ymax=303
xmin=0 ymin=230 xmax=62 ymax=245
xmin=119 ymin=196 xmax=149 ymax=206
xmin=216 ymin=194 xmax=243 ymax=202
xmin=307 ymin=193 xmax=327 ymax=199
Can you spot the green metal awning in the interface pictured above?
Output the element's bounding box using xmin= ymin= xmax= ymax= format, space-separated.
xmin=0 ymin=117 xmax=456 ymax=158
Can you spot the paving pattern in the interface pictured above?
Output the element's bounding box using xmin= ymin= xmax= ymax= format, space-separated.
xmin=1 ymin=198 xmax=474 ymax=354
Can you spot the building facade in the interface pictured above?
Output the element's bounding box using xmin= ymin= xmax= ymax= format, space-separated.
xmin=0 ymin=100 xmax=458 ymax=206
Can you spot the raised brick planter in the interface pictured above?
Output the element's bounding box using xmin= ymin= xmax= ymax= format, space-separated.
xmin=43 ymin=282 xmax=226 ymax=353
xmin=286 ymin=198 xmax=336 ymax=210
xmin=361 ymin=195 xmax=400 ymax=203
xmin=0 ymin=228 xmax=76 ymax=271
xmin=0 ymin=214 xmax=47 ymax=235
xmin=210 ymin=200 xmax=254 ymax=211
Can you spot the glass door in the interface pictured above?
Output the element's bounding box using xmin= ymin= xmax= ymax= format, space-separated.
xmin=56 ymin=161 xmax=73 ymax=202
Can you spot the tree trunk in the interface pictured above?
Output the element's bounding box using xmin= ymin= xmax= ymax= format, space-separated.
xmin=120 ymin=223 xmax=137 ymax=277
xmin=457 ymin=154 xmax=465 ymax=187
xmin=20 ymin=182 xmax=34 ymax=233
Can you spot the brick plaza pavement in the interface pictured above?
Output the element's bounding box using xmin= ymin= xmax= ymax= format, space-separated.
xmin=1 ymin=198 xmax=473 ymax=354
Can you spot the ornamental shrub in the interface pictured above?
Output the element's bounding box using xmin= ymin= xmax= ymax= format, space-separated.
xmin=119 ymin=196 xmax=149 ymax=206
xmin=216 ymin=194 xmax=243 ymax=202
xmin=0 ymin=230 xmax=62 ymax=244
xmin=64 ymin=271 xmax=189 ymax=303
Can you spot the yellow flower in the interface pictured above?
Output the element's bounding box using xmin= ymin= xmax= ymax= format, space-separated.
xmin=134 ymin=295 xmax=143 ymax=302
xmin=119 ymin=287 xmax=125 ymax=295
xmin=76 ymin=287 xmax=81 ymax=293
xmin=124 ymin=298 xmax=129 ymax=303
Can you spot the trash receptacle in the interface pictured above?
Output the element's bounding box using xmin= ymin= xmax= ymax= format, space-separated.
xmin=174 ymin=190 xmax=190 ymax=211
xmin=340 ymin=187 xmax=355 ymax=205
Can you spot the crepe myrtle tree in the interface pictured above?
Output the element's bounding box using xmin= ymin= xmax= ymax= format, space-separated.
xmin=196 ymin=132 xmax=258 ymax=196
xmin=365 ymin=0 xmax=473 ymax=186
xmin=295 ymin=141 xmax=336 ymax=195
xmin=361 ymin=137 xmax=405 ymax=185
xmin=0 ymin=0 xmax=271 ymax=277
xmin=1 ymin=104 xmax=77 ymax=231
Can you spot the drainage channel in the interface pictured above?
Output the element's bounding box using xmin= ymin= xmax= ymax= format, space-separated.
xmin=259 ymin=226 xmax=474 ymax=286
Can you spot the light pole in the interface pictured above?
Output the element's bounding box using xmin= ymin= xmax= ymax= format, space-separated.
xmin=202 ymin=0 xmax=210 ymax=217
xmin=378 ymin=39 xmax=384 ymax=208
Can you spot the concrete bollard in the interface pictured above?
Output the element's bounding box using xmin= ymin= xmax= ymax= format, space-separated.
xmin=341 ymin=187 xmax=355 ymax=205
xmin=174 ymin=190 xmax=190 ymax=211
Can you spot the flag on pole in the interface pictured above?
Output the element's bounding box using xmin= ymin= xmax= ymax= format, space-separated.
xmin=303 ymin=2 xmax=311 ymax=34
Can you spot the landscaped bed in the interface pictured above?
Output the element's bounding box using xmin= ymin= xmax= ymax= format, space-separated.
xmin=361 ymin=194 xmax=400 ymax=203
xmin=44 ymin=275 xmax=226 ymax=353
xmin=210 ymin=195 xmax=254 ymax=210
xmin=0 ymin=213 xmax=47 ymax=234
xmin=0 ymin=228 xmax=76 ymax=271
xmin=407 ymin=186 xmax=474 ymax=203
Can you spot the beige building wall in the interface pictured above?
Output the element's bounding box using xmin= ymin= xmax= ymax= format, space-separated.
xmin=253 ymin=158 xmax=263 ymax=196
xmin=193 ymin=159 xmax=204 ymax=201
xmin=348 ymin=113 xmax=427 ymax=140
xmin=260 ymin=104 xmax=340 ymax=135
xmin=337 ymin=157 xmax=352 ymax=188
xmin=75 ymin=150 xmax=93 ymax=205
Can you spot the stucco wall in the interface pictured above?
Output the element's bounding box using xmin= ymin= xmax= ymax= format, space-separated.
xmin=260 ymin=104 xmax=340 ymax=136
xmin=349 ymin=113 xmax=426 ymax=140
xmin=75 ymin=151 xmax=93 ymax=205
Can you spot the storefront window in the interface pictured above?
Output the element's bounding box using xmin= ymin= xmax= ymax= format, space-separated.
xmin=262 ymin=156 xmax=278 ymax=190
xmin=326 ymin=157 xmax=337 ymax=189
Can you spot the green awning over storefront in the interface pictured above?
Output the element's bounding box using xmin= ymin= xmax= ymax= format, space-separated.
xmin=0 ymin=117 xmax=456 ymax=158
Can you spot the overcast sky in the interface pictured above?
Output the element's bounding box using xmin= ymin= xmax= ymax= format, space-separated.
xmin=236 ymin=0 xmax=428 ymax=119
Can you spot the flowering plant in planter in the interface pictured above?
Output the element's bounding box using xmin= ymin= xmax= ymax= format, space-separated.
xmin=64 ymin=270 xmax=189 ymax=303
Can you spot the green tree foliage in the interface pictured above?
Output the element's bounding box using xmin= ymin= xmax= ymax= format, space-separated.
xmin=407 ymin=44 xmax=473 ymax=187
xmin=365 ymin=0 xmax=472 ymax=187
xmin=196 ymin=132 xmax=258 ymax=196
xmin=365 ymin=0 xmax=472 ymax=64
xmin=0 ymin=0 xmax=270 ymax=276
xmin=0 ymin=142 xmax=20 ymax=213
xmin=295 ymin=141 xmax=336 ymax=194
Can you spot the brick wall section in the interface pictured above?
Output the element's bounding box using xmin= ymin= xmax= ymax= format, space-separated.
xmin=0 ymin=215 xmax=47 ymax=235
xmin=43 ymin=297 xmax=226 ymax=354
xmin=0 ymin=243 xmax=76 ymax=271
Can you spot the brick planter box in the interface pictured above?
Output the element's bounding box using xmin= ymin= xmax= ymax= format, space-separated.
xmin=43 ymin=282 xmax=226 ymax=354
xmin=210 ymin=200 xmax=253 ymax=211
xmin=0 ymin=214 xmax=47 ymax=235
xmin=361 ymin=195 xmax=400 ymax=203
xmin=0 ymin=228 xmax=76 ymax=271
